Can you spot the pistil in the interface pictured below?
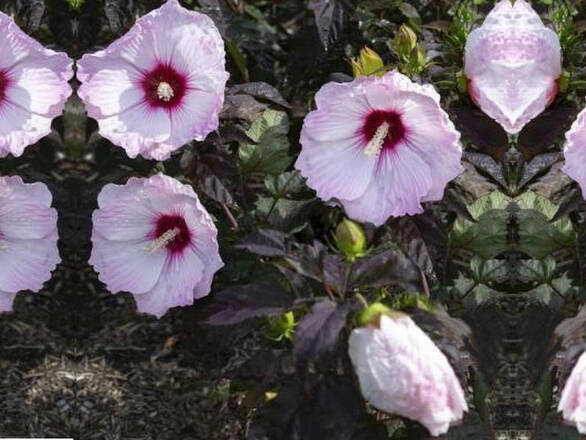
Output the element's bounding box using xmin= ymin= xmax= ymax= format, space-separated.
xmin=363 ymin=122 xmax=390 ymax=157
xmin=156 ymin=82 xmax=175 ymax=102
xmin=144 ymin=227 xmax=180 ymax=253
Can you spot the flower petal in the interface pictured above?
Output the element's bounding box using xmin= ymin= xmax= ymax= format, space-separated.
xmin=6 ymin=51 xmax=72 ymax=118
xmin=296 ymin=133 xmax=376 ymax=202
xmin=342 ymin=146 xmax=432 ymax=225
xmin=0 ymin=233 xmax=60 ymax=293
xmin=134 ymin=246 xmax=204 ymax=318
xmin=97 ymin=103 xmax=171 ymax=158
xmin=89 ymin=235 xmax=166 ymax=294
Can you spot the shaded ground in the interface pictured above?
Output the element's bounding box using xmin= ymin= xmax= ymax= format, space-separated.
xmin=0 ymin=255 xmax=255 ymax=439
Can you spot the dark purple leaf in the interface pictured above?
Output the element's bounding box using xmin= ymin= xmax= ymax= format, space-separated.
xmin=237 ymin=229 xmax=288 ymax=257
xmin=16 ymin=0 xmax=45 ymax=30
xmin=463 ymin=152 xmax=507 ymax=188
xmin=182 ymin=145 xmax=243 ymax=208
xmin=229 ymin=82 xmax=291 ymax=109
xmin=518 ymin=103 xmax=576 ymax=162
xmin=309 ymin=0 xmax=357 ymax=50
xmin=104 ymin=0 xmax=133 ymax=33
xmin=203 ymin=284 xmax=294 ymax=325
xmin=409 ymin=307 xmax=474 ymax=379
xmin=294 ymin=300 xmax=350 ymax=367
xmin=388 ymin=209 xmax=449 ymax=282
xmin=451 ymin=103 xmax=508 ymax=162
xmin=519 ymin=152 xmax=562 ymax=188
xmin=349 ymin=249 xmax=421 ymax=292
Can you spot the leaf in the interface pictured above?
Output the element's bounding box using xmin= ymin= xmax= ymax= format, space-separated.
xmin=388 ymin=209 xmax=449 ymax=282
xmin=463 ymin=152 xmax=507 ymax=188
xmin=237 ymin=229 xmax=288 ymax=257
xmin=264 ymin=171 xmax=306 ymax=197
xmin=291 ymin=378 xmax=364 ymax=440
xmin=293 ymin=299 xmax=350 ymax=367
xmin=255 ymin=197 xmax=318 ymax=232
xmin=309 ymin=0 xmax=357 ymax=50
xmin=441 ymin=189 xmax=476 ymax=222
xmin=519 ymin=152 xmax=562 ymax=188
xmin=239 ymin=109 xmax=292 ymax=175
xmin=229 ymin=82 xmax=291 ymax=108
xmin=104 ymin=0 xmax=132 ymax=33
xmin=552 ymin=186 xmax=585 ymax=222
xmin=409 ymin=307 xmax=474 ymax=379
xmin=221 ymin=94 xmax=268 ymax=122
xmin=203 ymin=284 xmax=295 ymax=325
xmin=16 ymin=0 xmax=45 ymax=30
xmin=451 ymin=103 xmax=508 ymax=162
xmin=349 ymin=249 xmax=422 ymax=292
xmin=518 ymin=103 xmax=576 ymax=162
xmin=182 ymin=145 xmax=243 ymax=208
xmin=247 ymin=378 xmax=370 ymax=440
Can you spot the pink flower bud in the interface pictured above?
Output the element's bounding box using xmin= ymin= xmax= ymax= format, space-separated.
xmin=464 ymin=0 xmax=561 ymax=134
xmin=348 ymin=314 xmax=468 ymax=436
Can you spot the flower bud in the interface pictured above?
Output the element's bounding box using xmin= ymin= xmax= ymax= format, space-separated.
xmin=357 ymin=302 xmax=393 ymax=327
xmin=348 ymin=314 xmax=468 ymax=436
xmin=351 ymin=46 xmax=385 ymax=78
xmin=559 ymin=351 xmax=586 ymax=433
xmin=392 ymin=24 xmax=418 ymax=59
xmin=335 ymin=218 xmax=366 ymax=260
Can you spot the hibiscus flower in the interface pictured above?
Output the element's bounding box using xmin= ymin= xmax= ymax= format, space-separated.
xmin=348 ymin=313 xmax=468 ymax=436
xmin=464 ymin=0 xmax=561 ymax=134
xmin=90 ymin=173 xmax=223 ymax=318
xmin=295 ymin=70 xmax=462 ymax=226
xmin=0 ymin=11 xmax=72 ymax=157
xmin=77 ymin=0 xmax=228 ymax=160
xmin=0 ymin=176 xmax=60 ymax=312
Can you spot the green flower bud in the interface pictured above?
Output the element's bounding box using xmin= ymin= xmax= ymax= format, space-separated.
xmin=351 ymin=46 xmax=385 ymax=78
xmin=393 ymin=24 xmax=418 ymax=59
xmin=357 ymin=302 xmax=407 ymax=327
xmin=335 ymin=218 xmax=366 ymax=260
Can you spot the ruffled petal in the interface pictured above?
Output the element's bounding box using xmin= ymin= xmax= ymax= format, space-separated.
xmin=167 ymin=89 xmax=223 ymax=147
xmin=97 ymin=103 xmax=171 ymax=158
xmin=296 ymin=132 xmax=375 ymax=202
xmin=342 ymin=146 xmax=433 ymax=225
xmin=0 ymin=233 xmax=60 ymax=293
xmin=134 ymin=245 xmax=204 ymax=318
xmin=77 ymin=59 xmax=144 ymax=119
xmin=0 ymin=202 xmax=57 ymax=240
xmin=6 ymin=51 xmax=73 ymax=118
xmin=89 ymin=234 xmax=166 ymax=294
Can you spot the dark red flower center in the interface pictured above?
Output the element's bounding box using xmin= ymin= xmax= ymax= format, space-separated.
xmin=361 ymin=110 xmax=406 ymax=155
xmin=152 ymin=214 xmax=191 ymax=254
xmin=0 ymin=70 xmax=10 ymax=104
xmin=141 ymin=63 xmax=188 ymax=110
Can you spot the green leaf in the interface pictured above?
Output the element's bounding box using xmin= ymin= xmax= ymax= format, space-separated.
xmin=239 ymin=109 xmax=292 ymax=175
xmin=264 ymin=171 xmax=305 ymax=197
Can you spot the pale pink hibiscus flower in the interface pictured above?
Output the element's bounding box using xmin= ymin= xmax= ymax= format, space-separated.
xmin=0 ymin=11 xmax=72 ymax=157
xmin=295 ymin=70 xmax=463 ymax=226
xmin=348 ymin=313 xmax=468 ymax=436
xmin=89 ymin=173 xmax=223 ymax=318
xmin=558 ymin=351 xmax=586 ymax=433
xmin=77 ymin=0 xmax=228 ymax=161
xmin=464 ymin=0 xmax=561 ymax=134
xmin=563 ymin=109 xmax=586 ymax=195
xmin=0 ymin=176 xmax=60 ymax=312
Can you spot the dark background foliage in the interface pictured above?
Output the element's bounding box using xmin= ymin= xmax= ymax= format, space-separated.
xmin=2 ymin=0 xmax=586 ymax=439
